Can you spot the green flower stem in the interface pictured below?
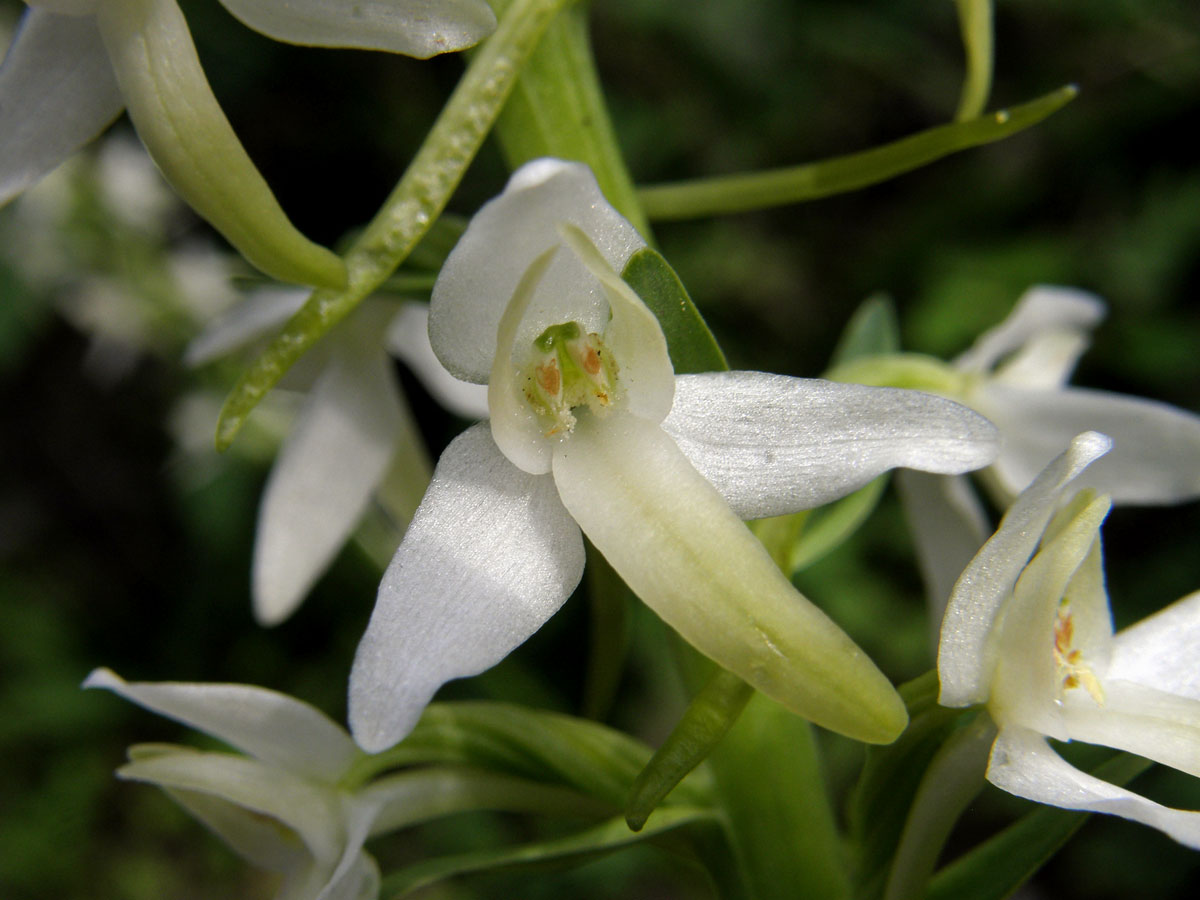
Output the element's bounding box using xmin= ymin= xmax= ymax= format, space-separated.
xmin=824 ymin=352 xmax=968 ymax=396
xmin=882 ymin=713 xmax=996 ymax=900
xmin=489 ymin=0 xmax=650 ymax=236
xmin=637 ymin=85 xmax=1077 ymax=221
xmin=953 ymin=0 xmax=995 ymax=122
xmin=214 ymin=0 xmax=571 ymax=450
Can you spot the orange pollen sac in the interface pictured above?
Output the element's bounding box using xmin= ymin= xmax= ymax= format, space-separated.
xmin=1053 ymin=609 xmax=1074 ymax=657
xmin=582 ymin=346 xmax=602 ymax=376
xmin=536 ymin=360 xmax=561 ymax=396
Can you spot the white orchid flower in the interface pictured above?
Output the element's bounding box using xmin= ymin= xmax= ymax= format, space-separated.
xmin=85 ymin=667 xmax=384 ymax=900
xmin=187 ymin=289 xmax=487 ymax=626
xmin=938 ymin=431 xmax=1200 ymax=849
xmin=0 ymin=0 xmax=496 ymax=285
xmin=952 ymin=286 xmax=1200 ymax=505
xmin=888 ymin=287 xmax=1200 ymax=627
xmin=348 ymin=158 xmax=1002 ymax=752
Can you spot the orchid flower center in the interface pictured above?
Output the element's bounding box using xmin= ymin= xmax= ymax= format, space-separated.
xmin=1052 ymin=603 xmax=1104 ymax=705
xmin=522 ymin=321 xmax=619 ymax=436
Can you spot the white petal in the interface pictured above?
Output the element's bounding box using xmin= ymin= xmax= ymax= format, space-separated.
xmin=895 ymin=470 xmax=990 ymax=635
xmin=954 ymin=285 xmax=1105 ymax=375
xmin=488 ymin=246 xmax=564 ymax=474
xmin=557 ymin=223 xmax=675 ymax=425
xmin=253 ymin=344 xmax=411 ymax=625
xmin=991 ymin=330 xmax=1091 ymax=389
xmin=118 ymin=749 xmax=345 ymax=865
xmin=661 ymin=373 xmax=1000 ymax=520
xmin=216 ymin=0 xmax=496 ymax=58
xmin=0 ymin=9 xmax=123 ymax=206
xmin=84 ymin=668 xmax=359 ymax=780
xmin=988 ymin=494 xmax=1110 ymax=740
xmin=184 ymin=287 xmax=308 ymax=367
xmin=1063 ymin=680 xmax=1200 ymax=779
xmin=430 ymin=159 xmax=647 ymax=383
xmin=975 ymin=384 xmax=1200 ymax=504
xmin=552 ymin=410 xmax=907 ymax=743
xmin=938 ymin=432 xmax=1112 ymax=707
xmin=987 ymin=726 xmax=1200 ymax=849
xmin=314 ymin=796 xmax=381 ymax=900
xmin=348 ymin=423 xmax=586 ymax=752
xmin=161 ymin=783 xmax=304 ymax=872
xmin=386 ymin=303 xmax=489 ymax=419
xmin=1110 ymin=591 xmax=1200 ymax=701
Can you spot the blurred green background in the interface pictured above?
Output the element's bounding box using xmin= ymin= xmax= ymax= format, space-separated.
xmin=1 ymin=0 xmax=1198 ymax=897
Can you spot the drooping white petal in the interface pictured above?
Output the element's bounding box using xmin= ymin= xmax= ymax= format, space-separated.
xmin=954 ymin=285 xmax=1104 ymax=375
xmin=973 ymin=384 xmax=1200 ymax=503
xmin=84 ymin=668 xmax=359 ymax=780
xmin=184 ymin=287 xmax=308 ymax=367
xmin=662 ymin=373 xmax=1000 ymax=520
xmin=552 ymin=409 xmax=907 ymax=743
xmin=895 ymin=470 xmax=991 ymax=636
xmin=431 ymin=159 xmax=647 ymax=383
xmin=386 ymin=303 xmax=489 ymax=419
xmin=118 ymin=750 xmax=346 ymax=865
xmin=1062 ymin=680 xmax=1200 ymax=779
xmin=939 ymin=432 xmax=1112 ymax=707
xmin=558 ymin=224 xmax=675 ymax=425
xmin=216 ymin=0 xmax=496 ymax=58
xmin=1109 ymin=591 xmax=1200 ymax=701
xmin=0 ymin=8 xmax=123 ymax=206
xmin=348 ymin=423 xmax=586 ymax=752
xmin=987 ymin=726 xmax=1200 ymax=849
xmin=253 ymin=343 xmax=411 ymax=625
xmin=314 ymin=796 xmax=381 ymax=900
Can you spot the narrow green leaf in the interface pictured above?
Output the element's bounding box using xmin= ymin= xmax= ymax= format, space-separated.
xmin=848 ymin=671 xmax=967 ymax=900
xmin=625 ymin=669 xmax=752 ymax=831
xmin=829 ymin=293 xmax=901 ymax=368
xmin=214 ymin=0 xmax=570 ymax=450
xmin=379 ymin=807 xmax=734 ymax=898
xmin=926 ymin=753 xmax=1152 ymax=900
xmin=343 ymin=701 xmax=709 ymax=812
xmin=788 ymin=474 xmax=890 ymax=573
xmin=638 ymin=85 xmax=1078 ymax=220
xmin=621 ymin=247 xmax=728 ymax=374
xmin=490 ymin=0 xmax=649 ymax=236
xmin=953 ymin=0 xmax=995 ymax=122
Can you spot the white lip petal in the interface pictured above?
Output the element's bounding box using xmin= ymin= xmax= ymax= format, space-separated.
xmin=253 ymin=344 xmax=412 ymax=626
xmin=348 ymin=423 xmax=586 ymax=752
xmin=430 ymin=159 xmax=647 ymax=383
xmin=161 ymin=782 xmax=305 ymax=872
xmin=386 ymin=303 xmax=489 ymax=419
xmin=552 ymin=410 xmax=907 ymax=743
xmin=215 ymin=0 xmax=496 ymax=58
xmin=83 ymin=668 xmax=359 ymax=780
xmin=0 ymin=9 xmax=124 ymax=206
xmin=976 ymin=384 xmax=1200 ymax=504
xmin=987 ymin=725 xmax=1200 ymax=850
xmin=938 ymin=432 xmax=1112 ymax=707
xmin=953 ymin=285 xmax=1105 ymax=374
xmin=661 ymin=372 xmax=1000 ymax=520
xmin=895 ymin=470 xmax=991 ymax=634
xmin=1110 ymin=590 xmax=1200 ymax=701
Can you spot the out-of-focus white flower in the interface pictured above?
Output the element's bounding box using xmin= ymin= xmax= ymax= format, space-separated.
xmin=348 ymin=158 xmax=1003 ymax=752
xmin=187 ymin=290 xmax=487 ymax=625
xmin=0 ymin=0 xmax=495 ymax=285
xmin=938 ymin=432 xmax=1200 ymax=849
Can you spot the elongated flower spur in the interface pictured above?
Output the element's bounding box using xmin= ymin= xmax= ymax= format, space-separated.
xmin=0 ymin=0 xmax=496 ymax=286
xmin=348 ymin=158 xmax=1002 ymax=752
xmin=938 ymin=432 xmax=1200 ymax=848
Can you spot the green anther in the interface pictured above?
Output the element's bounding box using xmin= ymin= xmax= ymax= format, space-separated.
xmin=524 ymin=321 xmax=619 ymax=436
